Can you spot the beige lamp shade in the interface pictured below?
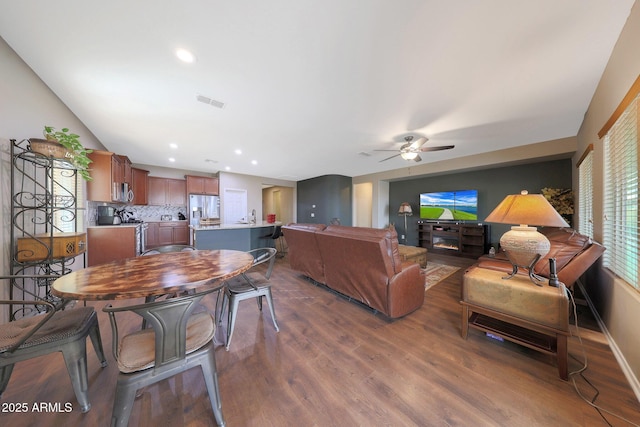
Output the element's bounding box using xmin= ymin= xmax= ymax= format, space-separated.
xmin=484 ymin=190 xmax=569 ymax=227
xmin=398 ymin=202 xmax=413 ymax=215
xmin=485 ymin=190 xmax=569 ymax=283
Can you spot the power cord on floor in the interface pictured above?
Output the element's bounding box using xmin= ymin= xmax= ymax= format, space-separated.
xmin=562 ymin=281 xmax=640 ymax=427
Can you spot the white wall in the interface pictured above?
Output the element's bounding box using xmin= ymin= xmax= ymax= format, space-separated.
xmin=0 ymin=37 xmax=107 ymax=308
xmin=575 ymin=1 xmax=640 ymax=397
xmin=219 ymin=172 xmax=296 ymax=224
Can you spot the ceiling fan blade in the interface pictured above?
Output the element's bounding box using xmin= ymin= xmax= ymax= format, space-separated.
xmin=409 ymin=137 xmax=428 ymax=150
xmin=413 ymin=155 xmax=422 ymax=162
xmin=379 ymin=153 xmax=401 ymax=162
xmin=418 ymin=145 xmax=455 ymax=152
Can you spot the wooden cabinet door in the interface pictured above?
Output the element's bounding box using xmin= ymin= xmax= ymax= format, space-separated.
xmin=186 ymin=175 xmax=204 ymax=194
xmin=158 ymin=223 xmax=174 ymax=245
xmin=148 ymin=177 xmax=167 ymax=205
xmin=173 ymin=223 xmax=189 ymax=244
xmin=87 ymin=150 xmax=115 ymax=202
xmin=204 ymin=177 xmax=219 ymax=195
xmin=168 ymin=179 xmax=186 ymax=206
xmin=146 ymin=222 xmax=159 ymax=248
xmin=131 ymin=168 xmax=149 ymax=205
xmin=87 ymin=227 xmax=136 ymax=266
xmin=119 ymin=155 xmax=132 ymax=184
xmin=110 ymin=155 xmax=123 ymax=202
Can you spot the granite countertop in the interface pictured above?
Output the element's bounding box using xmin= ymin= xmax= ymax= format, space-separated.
xmin=192 ymin=221 xmax=281 ymax=231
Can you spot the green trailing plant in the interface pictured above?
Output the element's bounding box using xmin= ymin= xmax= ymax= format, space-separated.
xmin=43 ymin=126 xmax=93 ymax=181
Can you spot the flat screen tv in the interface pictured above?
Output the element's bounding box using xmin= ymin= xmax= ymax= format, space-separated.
xmin=419 ymin=189 xmax=478 ymax=221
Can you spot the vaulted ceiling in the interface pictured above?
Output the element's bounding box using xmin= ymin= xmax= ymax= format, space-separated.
xmin=0 ymin=1 xmax=634 ymax=180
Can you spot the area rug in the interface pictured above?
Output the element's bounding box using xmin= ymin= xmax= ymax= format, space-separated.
xmin=423 ymin=262 xmax=460 ymax=291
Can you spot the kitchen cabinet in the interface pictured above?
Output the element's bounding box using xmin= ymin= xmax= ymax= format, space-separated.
xmin=131 ymin=167 xmax=149 ymax=205
xmin=87 ymin=226 xmax=137 ymax=266
xmin=87 ymin=150 xmax=131 ymax=202
xmin=186 ymin=175 xmax=219 ymax=195
xmin=146 ymin=221 xmax=189 ymax=248
xmin=146 ymin=222 xmax=159 ymax=247
xmin=118 ymin=155 xmax=132 ymax=186
xmin=148 ymin=177 xmax=186 ymax=206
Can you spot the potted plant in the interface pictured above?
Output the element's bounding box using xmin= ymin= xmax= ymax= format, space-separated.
xmin=29 ymin=126 xmax=93 ymax=181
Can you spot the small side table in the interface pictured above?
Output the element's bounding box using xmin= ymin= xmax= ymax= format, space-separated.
xmin=461 ymin=267 xmax=570 ymax=380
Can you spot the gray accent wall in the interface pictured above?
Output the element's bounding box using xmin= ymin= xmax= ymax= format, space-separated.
xmin=297 ymin=175 xmax=353 ymax=226
xmin=389 ymin=159 xmax=572 ymax=248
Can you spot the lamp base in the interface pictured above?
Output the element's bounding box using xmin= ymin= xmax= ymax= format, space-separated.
xmin=499 ymin=225 xmax=550 ymax=286
xmin=502 ymin=252 xmax=545 ymax=286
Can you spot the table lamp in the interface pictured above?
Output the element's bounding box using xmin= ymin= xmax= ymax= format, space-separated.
xmin=484 ymin=190 xmax=569 ymax=284
xmin=398 ymin=202 xmax=413 ymax=243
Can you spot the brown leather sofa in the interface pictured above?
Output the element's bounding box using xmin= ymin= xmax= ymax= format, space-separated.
xmin=474 ymin=227 xmax=605 ymax=289
xmin=282 ymin=223 xmax=424 ymax=318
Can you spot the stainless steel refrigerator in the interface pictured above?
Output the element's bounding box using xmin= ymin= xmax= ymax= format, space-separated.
xmin=189 ymin=194 xmax=220 ymax=226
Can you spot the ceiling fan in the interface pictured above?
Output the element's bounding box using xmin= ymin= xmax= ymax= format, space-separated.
xmin=376 ymin=136 xmax=454 ymax=162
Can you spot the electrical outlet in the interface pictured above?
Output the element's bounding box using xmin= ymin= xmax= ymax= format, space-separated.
xmin=310 ymin=213 xmax=315 ymax=217
xmin=401 ymin=234 xmax=405 ymax=240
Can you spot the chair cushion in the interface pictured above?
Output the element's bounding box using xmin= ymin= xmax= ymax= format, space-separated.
xmin=0 ymin=307 xmax=95 ymax=352
xmin=116 ymin=312 xmax=215 ymax=373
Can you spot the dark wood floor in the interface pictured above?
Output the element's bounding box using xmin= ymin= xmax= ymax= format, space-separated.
xmin=2 ymin=253 xmax=640 ymax=426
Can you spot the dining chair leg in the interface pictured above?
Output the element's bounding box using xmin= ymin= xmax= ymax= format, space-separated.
xmin=264 ymin=288 xmax=280 ymax=332
xmin=225 ymin=295 xmax=241 ymax=351
xmin=88 ymin=316 xmax=108 ymax=368
xmin=216 ymin=289 xmax=228 ymax=327
xmin=110 ymin=380 xmax=138 ymax=427
xmin=60 ymin=339 xmax=92 ymax=413
xmin=199 ymin=345 xmax=226 ymax=426
xmin=0 ymin=364 xmax=15 ymax=396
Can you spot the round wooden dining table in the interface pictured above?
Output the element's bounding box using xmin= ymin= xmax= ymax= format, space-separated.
xmin=52 ymin=249 xmax=254 ymax=301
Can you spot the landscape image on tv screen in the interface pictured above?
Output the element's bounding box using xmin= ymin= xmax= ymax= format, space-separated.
xmin=419 ymin=190 xmax=478 ymax=221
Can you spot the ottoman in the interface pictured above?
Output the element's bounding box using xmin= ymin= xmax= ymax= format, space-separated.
xmin=398 ymin=245 xmax=428 ymax=268
xmin=461 ymin=266 xmax=570 ymax=380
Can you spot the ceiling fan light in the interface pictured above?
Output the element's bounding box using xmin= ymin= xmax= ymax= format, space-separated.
xmin=401 ymin=151 xmax=418 ymax=160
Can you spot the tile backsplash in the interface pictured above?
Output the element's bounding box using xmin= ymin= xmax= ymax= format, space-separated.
xmin=88 ymin=201 xmax=187 ymax=224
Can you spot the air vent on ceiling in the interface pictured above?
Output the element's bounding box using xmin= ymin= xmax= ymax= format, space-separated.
xmin=196 ymin=94 xmax=225 ymax=109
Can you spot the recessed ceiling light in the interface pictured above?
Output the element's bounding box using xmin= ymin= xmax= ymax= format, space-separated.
xmin=235 ymin=149 xmax=242 ymax=155
xmin=251 ymin=160 xmax=258 ymax=165
xmin=225 ymin=166 xmax=231 ymax=171
xmin=176 ymin=48 xmax=195 ymax=63
xmin=168 ymin=157 xmax=176 ymax=162
xmin=169 ymin=143 xmax=178 ymax=149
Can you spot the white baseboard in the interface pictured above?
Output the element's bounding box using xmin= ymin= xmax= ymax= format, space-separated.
xmin=577 ymin=280 xmax=640 ymax=402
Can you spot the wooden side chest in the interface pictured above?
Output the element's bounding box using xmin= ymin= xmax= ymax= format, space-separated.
xmin=16 ymin=232 xmax=87 ymax=262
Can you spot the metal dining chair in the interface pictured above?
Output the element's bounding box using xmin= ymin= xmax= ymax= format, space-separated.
xmin=103 ymin=286 xmax=225 ymax=426
xmin=140 ymin=245 xmax=197 ymax=328
xmin=0 ymin=280 xmax=107 ymax=413
xmin=217 ymin=247 xmax=279 ymax=350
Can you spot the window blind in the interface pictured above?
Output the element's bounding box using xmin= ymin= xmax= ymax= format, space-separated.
xmin=52 ymin=161 xmax=85 ymax=233
xmin=602 ymin=92 xmax=639 ymax=290
xmin=578 ymin=147 xmax=593 ymax=239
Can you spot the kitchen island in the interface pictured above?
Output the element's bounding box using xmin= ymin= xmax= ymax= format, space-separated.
xmin=191 ymin=222 xmax=282 ymax=251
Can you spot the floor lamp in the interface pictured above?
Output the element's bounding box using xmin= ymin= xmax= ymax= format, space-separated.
xmin=398 ymin=202 xmax=413 ymax=244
